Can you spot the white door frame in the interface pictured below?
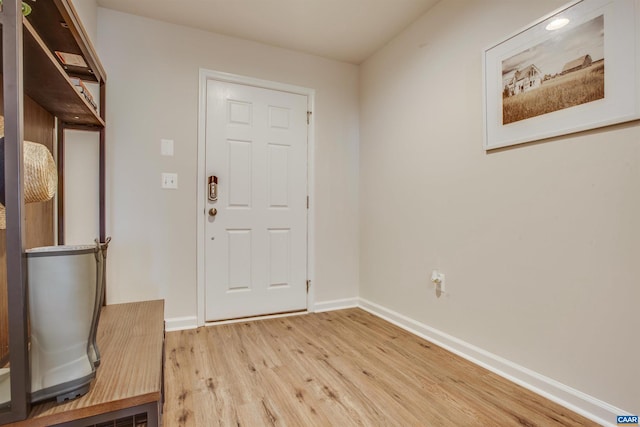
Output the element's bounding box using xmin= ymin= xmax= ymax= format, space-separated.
xmin=197 ymin=69 xmax=316 ymax=326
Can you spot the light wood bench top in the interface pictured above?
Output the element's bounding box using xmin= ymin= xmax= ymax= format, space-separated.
xmin=8 ymin=300 xmax=164 ymax=427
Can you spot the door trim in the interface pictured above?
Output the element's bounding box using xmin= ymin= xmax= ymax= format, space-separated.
xmin=196 ymin=69 xmax=316 ymax=326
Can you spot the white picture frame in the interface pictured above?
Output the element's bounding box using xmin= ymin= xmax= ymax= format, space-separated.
xmin=483 ymin=0 xmax=640 ymax=150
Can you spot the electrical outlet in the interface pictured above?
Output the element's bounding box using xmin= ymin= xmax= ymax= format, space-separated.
xmin=161 ymin=173 xmax=178 ymax=189
xmin=431 ymin=270 xmax=446 ymax=294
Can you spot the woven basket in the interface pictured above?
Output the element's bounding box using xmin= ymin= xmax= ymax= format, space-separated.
xmin=23 ymin=140 xmax=57 ymax=203
xmin=0 ymin=116 xmax=57 ymax=230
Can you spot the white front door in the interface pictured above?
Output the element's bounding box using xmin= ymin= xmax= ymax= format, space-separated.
xmin=205 ymin=80 xmax=308 ymax=321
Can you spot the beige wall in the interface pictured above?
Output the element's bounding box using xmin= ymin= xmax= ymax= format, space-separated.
xmin=96 ymin=9 xmax=360 ymax=320
xmin=359 ymin=0 xmax=639 ymax=415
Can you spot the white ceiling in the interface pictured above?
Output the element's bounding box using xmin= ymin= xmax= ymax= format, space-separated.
xmin=96 ymin=0 xmax=440 ymax=64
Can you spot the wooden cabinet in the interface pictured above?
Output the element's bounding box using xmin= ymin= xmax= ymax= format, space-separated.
xmin=0 ymin=0 xmax=106 ymax=423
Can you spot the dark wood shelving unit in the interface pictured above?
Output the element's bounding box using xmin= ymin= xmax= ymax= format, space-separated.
xmin=0 ymin=0 xmax=108 ymax=243
xmin=0 ymin=1 xmax=124 ymax=425
xmin=21 ymin=0 xmax=108 ymax=246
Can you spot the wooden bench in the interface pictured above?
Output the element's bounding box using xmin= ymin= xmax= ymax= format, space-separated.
xmin=8 ymin=300 xmax=165 ymax=427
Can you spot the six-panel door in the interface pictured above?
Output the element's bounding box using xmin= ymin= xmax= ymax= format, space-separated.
xmin=205 ymin=80 xmax=308 ymax=321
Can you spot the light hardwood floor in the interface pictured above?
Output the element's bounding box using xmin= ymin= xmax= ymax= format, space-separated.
xmin=164 ymin=308 xmax=598 ymax=426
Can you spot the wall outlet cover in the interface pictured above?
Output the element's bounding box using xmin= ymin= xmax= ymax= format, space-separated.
xmin=161 ymin=172 xmax=178 ymax=189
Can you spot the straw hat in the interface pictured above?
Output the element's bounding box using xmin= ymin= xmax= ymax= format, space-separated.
xmin=0 ymin=116 xmax=57 ymax=229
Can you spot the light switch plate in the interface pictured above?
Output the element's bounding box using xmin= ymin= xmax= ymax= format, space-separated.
xmin=161 ymin=139 xmax=174 ymax=156
xmin=161 ymin=173 xmax=178 ymax=189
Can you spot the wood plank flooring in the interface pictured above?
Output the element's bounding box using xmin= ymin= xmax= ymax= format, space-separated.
xmin=164 ymin=308 xmax=598 ymax=426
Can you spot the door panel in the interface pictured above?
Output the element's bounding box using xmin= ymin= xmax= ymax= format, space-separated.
xmin=227 ymin=139 xmax=252 ymax=208
xmin=227 ymin=229 xmax=252 ymax=291
xmin=268 ymin=143 xmax=290 ymax=207
xmin=205 ymin=80 xmax=308 ymax=321
xmin=268 ymin=229 xmax=291 ymax=288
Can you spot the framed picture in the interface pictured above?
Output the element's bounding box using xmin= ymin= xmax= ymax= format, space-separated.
xmin=483 ymin=0 xmax=640 ymax=150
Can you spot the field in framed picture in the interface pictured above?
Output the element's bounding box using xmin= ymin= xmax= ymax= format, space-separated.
xmin=483 ymin=0 xmax=640 ymax=150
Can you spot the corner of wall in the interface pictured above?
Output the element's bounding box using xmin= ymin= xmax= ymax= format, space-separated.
xmin=357 ymin=298 xmax=622 ymax=427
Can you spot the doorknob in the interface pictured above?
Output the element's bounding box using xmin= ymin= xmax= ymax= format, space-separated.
xmin=209 ymin=208 xmax=217 ymax=217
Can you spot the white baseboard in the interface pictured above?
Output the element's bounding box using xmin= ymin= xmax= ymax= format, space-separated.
xmin=358 ymin=298 xmax=623 ymax=427
xmin=313 ymin=297 xmax=359 ymax=312
xmin=168 ymin=297 xmax=357 ymax=330
xmin=165 ymin=315 xmax=198 ymax=332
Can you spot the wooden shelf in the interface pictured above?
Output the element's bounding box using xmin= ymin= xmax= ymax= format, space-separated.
xmin=22 ymin=20 xmax=104 ymax=127
xmin=0 ymin=2 xmax=105 ymax=127
xmin=7 ymin=300 xmax=165 ymax=427
xmin=25 ymin=0 xmax=106 ymax=84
